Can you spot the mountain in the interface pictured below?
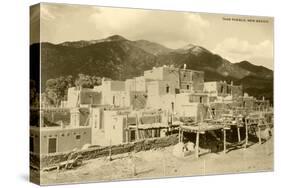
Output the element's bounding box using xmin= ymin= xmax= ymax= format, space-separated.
xmin=234 ymin=61 xmax=273 ymax=79
xmin=40 ymin=37 xmax=157 ymax=88
xmin=175 ymin=44 xmax=211 ymax=55
xmin=59 ymin=35 xmax=128 ymax=48
xmin=156 ymin=44 xmax=250 ymax=81
xmin=31 ymin=35 xmax=273 ymax=102
xmin=60 ymin=36 xmax=172 ymax=55
xmin=132 ymin=40 xmax=172 ymax=55
xmin=235 ymin=75 xmax=273 ymax=102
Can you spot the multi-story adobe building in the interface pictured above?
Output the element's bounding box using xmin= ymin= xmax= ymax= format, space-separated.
xmin=32 ymin=65 xmax=268 ymax=154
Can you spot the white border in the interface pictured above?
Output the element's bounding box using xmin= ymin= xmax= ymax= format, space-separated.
xmin=0 ymin=0 xmax=280 ymax=187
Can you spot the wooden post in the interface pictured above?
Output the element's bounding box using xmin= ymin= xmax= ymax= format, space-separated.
xmin=136 ymin=114 xmax=140 ymax=140
xmin=108 ymin=143 xmax=112 ymax=161
xmin=237 ymin=127 xmax=241 ymax=142
xmin=258 ymin=126 xmax=262 ymax=144
xmin=195 ymin=132 xmax=200 ymax=158
xmin=178 ymin=129 xmax=181 ymax=143
xmin=126 ymin=115 xmax=129 ymax=143
xmin=181 ymin=130 xmax=183 ymax=142
xmin=245 ymin=119 xmax=248 ymax=149
xmin=223 ymin=129 xmax=226 ymax=154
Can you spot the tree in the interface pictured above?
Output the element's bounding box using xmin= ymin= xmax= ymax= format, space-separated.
xmin=75 ymin=74 xmax=94 ymax=89
xmin=45 ymin=76 xmax=75 ymax=107
xmin=92 ymin=76 xmax=102 ymax=86
xmin=43 ymin=74 xmax=102 ymax=107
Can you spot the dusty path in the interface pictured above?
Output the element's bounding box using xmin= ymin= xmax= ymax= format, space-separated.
xmin=41 ymin=137 xmax=273 ymax=185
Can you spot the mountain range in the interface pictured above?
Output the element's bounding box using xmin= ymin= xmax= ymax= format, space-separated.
xmin=30 ymin=35 xmax=273 ymax=102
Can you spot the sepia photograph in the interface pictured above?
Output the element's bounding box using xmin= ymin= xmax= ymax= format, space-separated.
xmin=29 ymin=3 xmax=274 ymax=185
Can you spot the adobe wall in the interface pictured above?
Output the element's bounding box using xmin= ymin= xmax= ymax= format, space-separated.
xmin=180 ymin=70 xmax=204 ymax=92
xmin=31 ymin=126 xmax=92 ymax=155
xmin=232 ymin=85 xmax=243 ymax=99
xmin=43 ymin=109 xmax=70 ymax=126
xmin=80 ymin=90 xmax=102 ymax=105
xmin=31 ymin=135 xmax=178 ymax=169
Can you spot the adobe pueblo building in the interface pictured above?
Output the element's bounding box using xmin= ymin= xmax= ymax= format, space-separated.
xmin=30 ymin=65 xmax=271 ymax=155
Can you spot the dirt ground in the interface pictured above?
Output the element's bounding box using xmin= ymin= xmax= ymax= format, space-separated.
xmin=40 ymin=136 xmax=273 ymax=185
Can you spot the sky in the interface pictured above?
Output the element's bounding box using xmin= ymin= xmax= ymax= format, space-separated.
xmin=30 ymin=3 xmax=274 ymax=69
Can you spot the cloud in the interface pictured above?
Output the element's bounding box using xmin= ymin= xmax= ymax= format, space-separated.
xmin=89 ymin=8 xmax=210 ymax=48
xmin=41 ymin=4 xmax=56 ymax=21
xmin=213 ymin=38 xmax=273 ymax=69
xmin=40 ymin=4 xmax=210 ymax=48
xmin=89 ymin=7 xmax=145 ymax=38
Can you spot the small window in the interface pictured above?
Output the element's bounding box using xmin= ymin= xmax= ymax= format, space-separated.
xmin=76 ymin=135 xmax=81 ymax=140
xmin=186 ymin=85 xmax=190 ymax=90
xmin=199 ymin=96 xmax=203 ymax=103
xmin=166 ymin=85 xmax=170 ymax=93
xmin=61 ymin=133 xmax=65 ymax=137
xmin=113 ymin=96 xmax=115 ymax=105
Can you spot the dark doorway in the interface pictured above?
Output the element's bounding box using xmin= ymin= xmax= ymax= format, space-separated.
xmin=48 ymin=138 xmax=57 ymax=154
xmin=130 ymin=130 xmax=136 ymax=142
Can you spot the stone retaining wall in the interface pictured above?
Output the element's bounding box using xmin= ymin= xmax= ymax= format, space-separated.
xmin=30 ymin=135 xmax=178 ymax=169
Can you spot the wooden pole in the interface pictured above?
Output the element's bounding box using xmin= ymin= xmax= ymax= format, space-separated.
xmin=245 ymin=119 xmax=248 ymax=149
xmin=195 ymin=132 xmax=200 ymax=158
xmin=258 ymin=126 xmax=262 ymax=144
xmin=178 ymin=129 xmax=181 ymax=143
xmin=126 ymin=115 xmax=129 ymax=143
xmin=223 ymin=129 xmax=226 ymax=154
xmin=136 ymin=114 xmax=140 ymax=140
xmin=181 ymin=130 xmax=183 ymax=142
xmin=108 ymin=140 xmax=112 ymax=161
xmin=237 ymin=127 xmax=241 ymax=142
